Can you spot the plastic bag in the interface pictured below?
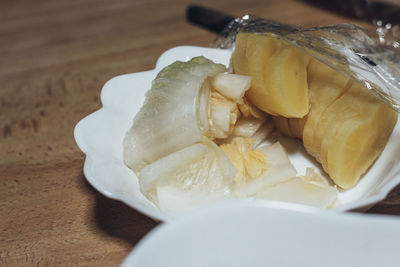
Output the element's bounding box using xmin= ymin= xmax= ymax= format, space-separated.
xmin=214 ymin=15 xmax=400 ymax=112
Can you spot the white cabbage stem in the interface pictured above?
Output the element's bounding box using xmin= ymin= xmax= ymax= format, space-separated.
xmin=123 ymin=57 xmax=226 ymax=173
xmin=232 ymin=116 xmax=267 ymax=137
xmin=139 ymin=138 xmax=236 ymax=213
xmin=211 ymin=73 xmax=252 ymax=104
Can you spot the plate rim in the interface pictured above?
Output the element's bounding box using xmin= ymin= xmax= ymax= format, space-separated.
xmin=74 ymin=45 xmax=400 ymax=222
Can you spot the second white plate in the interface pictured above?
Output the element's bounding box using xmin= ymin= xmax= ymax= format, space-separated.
xmin=122 ymin=200 xmax=400 ymax=267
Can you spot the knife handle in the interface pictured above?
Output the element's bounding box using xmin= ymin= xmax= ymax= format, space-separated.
xmin=186 ymin=5 xmax=235 ymax=34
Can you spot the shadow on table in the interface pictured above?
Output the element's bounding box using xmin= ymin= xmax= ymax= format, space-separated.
xmin=77 ymin=168 xmax=400 ymax=246
xmin=367 ymin=184 xmax=400 ymax=215
xmin=80 ymin=174 xmax=159 ymax=247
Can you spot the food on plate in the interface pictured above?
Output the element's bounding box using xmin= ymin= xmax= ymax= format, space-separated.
xmin=123 ymin=55 xmax=338 ymax=214
xmin=223 ymin=140 xmax=336 ymax=208
xmin=232 ymin=33 xmax=398 ymax=189
xmin=318 ymin=82 xmax=398 ymax=188
xmin=211 ymin=73 xmax=252 ymax=104
xmin=123 ymin=57 xmax=225 ymax=172
xmin=123 ymin=30 xmax=397 ymax=213
xmin=225 ymin=140 xmax=296 ymax=198
xmin=220 ymin=138 xmax=268 ymax=187
xmin=231 ymin=33 xmax=310 ymax=118
xmin=139 ymin=138 xmax=236 ymax=214
xmin=255 ymin=167 xmax=337 ymax=208
xmin=302 ymin=58 xmax=352 ymax=161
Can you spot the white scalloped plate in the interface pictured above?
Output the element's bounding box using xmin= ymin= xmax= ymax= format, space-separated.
xmin=121 ymin=200 xmax=400 ymax=267
xmin=74 ymin=45 xmax=400 ymax=222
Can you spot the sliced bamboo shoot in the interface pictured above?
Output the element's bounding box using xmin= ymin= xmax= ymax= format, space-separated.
xmin=302 ymin=58 xmax=352 ymax=161
xmin=321 ymin=83 xmax=398 ymax=188
xmin=232 ymin=33 xmax=310 ymax=118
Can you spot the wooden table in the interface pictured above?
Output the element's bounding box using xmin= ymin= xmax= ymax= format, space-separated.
xmin=1 ymin=0 xmax=400 ymax=265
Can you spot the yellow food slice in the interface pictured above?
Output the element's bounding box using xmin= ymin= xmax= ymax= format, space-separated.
xmin=261 ymin=46 xmax=310 ymax=117
xmin=232 ymin=33 xmax=310 ymax=118
xmin=302 ymin=59 xmax=352 ymax=161
xmin=232 ymin=34 xmax=281 ymax=109
xmin=232 ymin=33 xmax=398 ymax=190
xmin=321 ymin=83 xmax=398 ymax=188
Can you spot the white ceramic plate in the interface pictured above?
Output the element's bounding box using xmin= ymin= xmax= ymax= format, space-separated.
xmin=121 ymin=200 xmax=400 ymax=267
xmin=74 ymin=45 xmax=400 ymax=222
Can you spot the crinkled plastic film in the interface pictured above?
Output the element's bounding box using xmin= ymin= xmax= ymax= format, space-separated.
xmin=214 ymin=15 xmax=400 ymax=112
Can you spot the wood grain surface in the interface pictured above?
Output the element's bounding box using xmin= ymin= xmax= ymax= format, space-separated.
xmin=1 ymin=0 xmax=400 ymax=265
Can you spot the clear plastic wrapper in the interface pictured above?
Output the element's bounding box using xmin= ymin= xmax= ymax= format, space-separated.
xmin=214 ymin=15 xmax=400 ymax=112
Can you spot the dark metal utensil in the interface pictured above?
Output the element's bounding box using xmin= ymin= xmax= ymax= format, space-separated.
xmin=186 ymin=5 xmax=234 ymax=34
